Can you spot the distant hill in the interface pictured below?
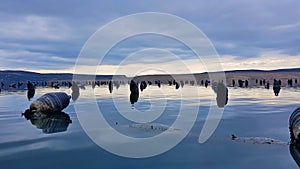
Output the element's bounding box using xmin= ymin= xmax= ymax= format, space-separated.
xmin=132 ymin=68 xmax=300 ymax=86
xmin=0 ymin=68 xmax=299 ymax=87
xmin=224 ymin=68 xmax=300 ymax=73
xmin=0 ymin=70 xmax=127 ymax=83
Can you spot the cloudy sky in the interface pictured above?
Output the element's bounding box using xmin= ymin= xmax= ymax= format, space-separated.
xmin=0 ymin=0 xmax=300 ymax=75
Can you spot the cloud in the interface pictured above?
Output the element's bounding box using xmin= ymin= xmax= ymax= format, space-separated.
xmin=0 ymin=49 xmax=75 ymax=71
xmin=57 ymin=50 xmax=300 ymax=76
xmin=0 ymin=15 xmax=71 ymax=41
xmin=0 ymin=0 xmax=299 ymax=73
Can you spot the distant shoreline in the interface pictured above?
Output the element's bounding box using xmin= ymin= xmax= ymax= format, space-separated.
xmin=0 ymin=68 xmax=299 ymax=87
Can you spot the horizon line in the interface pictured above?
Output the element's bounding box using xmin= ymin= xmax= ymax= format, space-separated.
xmin=1 ymin=67 xmax=300 ymax=76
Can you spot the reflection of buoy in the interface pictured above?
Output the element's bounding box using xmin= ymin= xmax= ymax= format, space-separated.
xmin=28 ymin=111 xmax=72 ymax=134
xmin=140 ymin=81 xmax=147 ymax=92
xmin=175 ymin=81 xmax=179 ymax=89
xmin=25 ymin=92 xmax=71 ymax=116
xmin=130 ymin=80 xmax=139 ymax=106
xmin=290 ymin=107 xmax=300 ymax=143
xmin=290 ymin=143 xmax=300 ymax=167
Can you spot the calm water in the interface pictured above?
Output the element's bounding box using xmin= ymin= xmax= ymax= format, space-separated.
xmin=0 ymin=85 xmax=300 ymax=169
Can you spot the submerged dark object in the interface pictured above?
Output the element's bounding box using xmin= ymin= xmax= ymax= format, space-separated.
xmin=51 ymin=82 xmax=60 ymax=89
xmin=231 ymin=134 xmax=288 ymax=145
xmin=27 ymin=81 xmax=35 ymax=101
xmin=23 ymin=92 xmax=71 ymax=119
xmin=129 ymin=123 xmax=170 ymax=132
xmin=289 ymin=107 xmax=300 ymax=144
xmin=273 ymin=79 xmax=281 ymax=96
xmin=9 ymin=83 xmax=16 ymax=88
xmin=25 ymin=111 xmax=72 ymax=134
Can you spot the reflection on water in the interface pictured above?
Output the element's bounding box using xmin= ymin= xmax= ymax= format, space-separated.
xmin=26 ymin=81 xmax=35 ymax=101
xmin=71 ymin=81 xmax=80 ymax=101
xmin=290 ymin=144 xmax=300 ymax=167
xmin=22 ymin=92 xmax=72 ymax=134
xmin=24 ymin=111 xmax=72 ymax=134
xmin=109 ymin=81 xmax=113 ymax=93
xmin=129 ymin=80 xmax=139 ymax=107
xmin=0 ymin=85 xmax=300 ymax=168
xmin=212 ymin=82 xmax=228 ymax=108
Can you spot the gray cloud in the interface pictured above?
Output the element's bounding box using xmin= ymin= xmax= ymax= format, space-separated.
xmin=0 ymin=0 xmax=299 ymax=72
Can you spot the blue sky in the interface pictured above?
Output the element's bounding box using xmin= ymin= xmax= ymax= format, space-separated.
xmin=0 ymin=0 xmax=300 ymax=75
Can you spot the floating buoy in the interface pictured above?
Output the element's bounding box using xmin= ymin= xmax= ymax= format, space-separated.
xmin=27 ymin=81 xmax=35 ymax=101
xmin=290 ymin=107 xmax=300 ymax=143
xmin=23 ymin=92 xmax=71 ymax=119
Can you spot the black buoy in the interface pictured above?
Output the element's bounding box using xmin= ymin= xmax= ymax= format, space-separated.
xmin=175 ymin=81 xmax=179 ymax=89
xmin=27 ymin=81 xmax=35 ymax=101
xmin=205 ymin=80 xmax=209 ymax=88
xmin=129 ymin=80 xmax=139 ymax=107
xmin=290 ymin=143 xmax=300 ymax=167
xmin=109 ymin=81 xmax=113 ymax=93
xmin=265 ymin=81 xmax=270 ymax=89
xmin=23 ymin=92 xmax=71 ymax=119
xmin=289 ymin=107 xmax=300 ymax=144
xmin=273 ymin=79 xmax=281 ymax=96
xmin=245 ymin=80 xmax=249 ymax=88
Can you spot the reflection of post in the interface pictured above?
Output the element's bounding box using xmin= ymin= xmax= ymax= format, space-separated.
xmin=213 ymin=82 xmax=228 ymax=108
xmin=71 ymin=81 xmax=80 ymax=101
xmin=129 ymin=80 xmax=139 ymax=107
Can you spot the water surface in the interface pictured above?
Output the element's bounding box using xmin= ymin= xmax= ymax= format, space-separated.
xmin=0 ymin=85 xmax=299 ymax=169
